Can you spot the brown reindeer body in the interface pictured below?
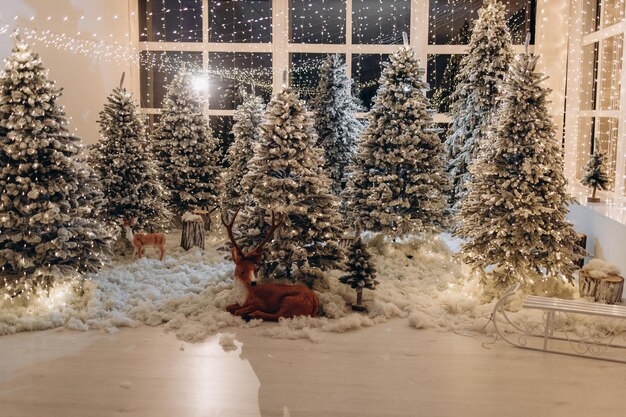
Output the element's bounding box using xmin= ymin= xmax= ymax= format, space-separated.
xmin=123 ymin=219 xmax=166 ymax=261
xmin=226 ymin=281 xmax=319 ymax=321
xmin=222 ymin=210 xmax=319 ymax=321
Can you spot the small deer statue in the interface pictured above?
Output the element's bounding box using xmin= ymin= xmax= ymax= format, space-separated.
xmin=221 ymin=209 xmax=319 ymax=321
xmin=122 ymin=218 xmax=166 ymax=261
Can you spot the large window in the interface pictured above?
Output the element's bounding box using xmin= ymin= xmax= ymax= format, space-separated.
xmin=566 ymin=0 xmax=626 ymax=200
xmin=136 ymin=0 xmax=540 ymax=130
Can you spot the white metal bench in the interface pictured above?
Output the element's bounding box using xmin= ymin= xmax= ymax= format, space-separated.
xmin=492 ymin=284 xmax=626 ymax=363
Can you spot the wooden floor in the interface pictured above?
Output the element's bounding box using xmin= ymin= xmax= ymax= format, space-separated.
xmin=0 ymin=319 xmax=624 ymax=417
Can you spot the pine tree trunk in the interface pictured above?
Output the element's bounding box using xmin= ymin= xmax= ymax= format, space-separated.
xmin=579 ymin=271 xmax=624 ymax=304
xmin=181 ymin=218 xmax=205 ymax=250
xmin=588 ymin=187 xmax=600 ymax=202
xmin=351 ymin=288 xmax=367 ymax=312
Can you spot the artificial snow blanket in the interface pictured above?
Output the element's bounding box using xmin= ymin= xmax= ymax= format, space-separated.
xmin=0 ymin=232 xmax=623 ymax=343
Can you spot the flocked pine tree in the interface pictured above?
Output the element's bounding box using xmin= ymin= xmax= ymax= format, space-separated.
xmin=445 ymin=0 xmax=513 ymax=212
xmin=220 ymin=93 xmax=265 ymax=213
xmin=340 ymin=237 xmax=378 ymax=308
xmin=0 ymin=41 xmax=111 ymax=294
xmin=90 ymin=81 xmax=170 ymax=233
xmin=153 ymin=68 xmax=221 ymax=216
xmin=431 ymin=21 xmax=471 ymax=114
xmin=458 ymin=45 xmax=583 ymax=294
xmin=581 ymin=152 xmax=611 ymax=202
xmin=310 ymin=54 xmax=363 ymax=195
xmin=345 ymin=46 xmax=450 ymax=237
xmin=239 ymin=88 xmax=344 ymax=284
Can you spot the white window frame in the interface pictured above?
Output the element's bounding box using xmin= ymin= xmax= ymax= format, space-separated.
xmin=129 ymin=0 xmax=538 ymax=123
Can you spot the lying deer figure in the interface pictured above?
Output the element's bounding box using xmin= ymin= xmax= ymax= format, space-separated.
xmin=221 ymin=209 xmax=319 ymax=321
xmin=122 ymin=218 xmax=166 ymax=261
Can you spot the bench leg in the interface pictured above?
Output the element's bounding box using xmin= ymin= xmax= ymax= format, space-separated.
xmin=543 ymin=312 xmax=555 ymax=350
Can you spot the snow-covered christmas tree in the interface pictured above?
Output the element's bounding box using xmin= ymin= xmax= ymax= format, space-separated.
xmin=340 ymin=237 xmax=378 ymax=308
xmin=239 ymin=88 xmax=344 ymax=284
xmin=445 ymin=0 xmax=513 ymax=212
xmin=90 ymin=80 xmax=171 ymax=233
xmin=310 ymin=54 xmax=363 ymax=195
xmin=345 ymin=46 xmax=450 ymax=237
xmin=581 ymin=152 xmax=611 ymax=202
xmin=457 ymin=43 xmax=583 ymax=294
xmin=0 ymin=41 xmax=112 ymax=295
xmin=153 ymin=68 xmax=221 ymax=216
xmin=220 ymin=93 xmax=265 ymax=214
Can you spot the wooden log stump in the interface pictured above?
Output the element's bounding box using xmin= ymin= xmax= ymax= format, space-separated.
xmin=579 ymin=271 xmax=624 ymax=304
xmin=181 ymin=213 xmax=205 ymax=251
xmin=193 ymin=208 xmax=216 ymax=231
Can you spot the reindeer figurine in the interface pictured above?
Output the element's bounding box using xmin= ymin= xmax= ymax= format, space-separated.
xmin=122 ymin=218 xmax=166 ymax=261
xmin=221 ymin=209 xmax=319 ymax=321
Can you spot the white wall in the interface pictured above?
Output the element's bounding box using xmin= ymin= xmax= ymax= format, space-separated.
xmin=568 ymin=204 xmax=626 ymax=294
xmin=0 ymin=0 xmax=131 ymax=144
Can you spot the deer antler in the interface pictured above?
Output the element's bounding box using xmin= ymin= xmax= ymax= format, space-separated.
xmin=249 ymin=211 xmax=286 ymax=256
xmin=221 ymin=208 xmax=242 ymax=255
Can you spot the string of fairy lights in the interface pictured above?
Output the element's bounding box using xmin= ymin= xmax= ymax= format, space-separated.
xmin=1 ymin=0 xmax=625 ymax=304
xmin=571 ymin=0 xmax=625 ymax=196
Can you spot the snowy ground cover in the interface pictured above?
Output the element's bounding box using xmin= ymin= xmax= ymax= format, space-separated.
xmin=0 ymin=231 xmax=622 ymax=343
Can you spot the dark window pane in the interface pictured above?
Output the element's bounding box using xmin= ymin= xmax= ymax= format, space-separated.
xmin=428 ymin=0 xmax=537 ymax=45
xmin=209 ymin=0 xmax=272 ymax=43
xmin=427 ymin=54 xmax=465 ymax=114
xmin=351 ymin=54 xmax=389 ymax=109
xmin=352 ymin=0 xmax=410 ymax=45
xmin=138 ymin=0 xmax=203 ymax=42
xmin=290 ymin=53 xmax=346 ymax=102
xmin=140 ymin=51 xmax=203 ymax=108
xmin=290 ymin=0 xmax=346 ymax=44
xmin=208 ymin=53 xmax=272 ymax=110
xmin=210 ymin=116 xmax=235 ymax=165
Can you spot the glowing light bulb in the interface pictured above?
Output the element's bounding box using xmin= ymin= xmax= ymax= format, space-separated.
xmin=191 ymin=75 xmax=209 ymax=93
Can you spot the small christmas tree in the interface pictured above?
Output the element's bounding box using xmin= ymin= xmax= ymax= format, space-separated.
xmin=340 ymin=238 xmax=378 ymax=311
xmin=457 ymin=41 xmax=583 ymax=295
xmin=346 ymin=46 xmax=450 ymax=237
xmin=310 ymin=54 xmax=363 ymax=195
xmin=90 ymin=80 xmax=170 ymax=233
xmin=445 ymin=0 xmax=513 ymax=213
xmin=581 ymin=152 xmax=611 ymax=202
xmin=0 ymin=41 xmax=111 ymax=296
xmin=220 ymin=93 xmax=265 ymax=213
xmin=153 ymin=68 xmax=221 ymax=216
xmin=240 ymin=88 xmax=344 ymax=284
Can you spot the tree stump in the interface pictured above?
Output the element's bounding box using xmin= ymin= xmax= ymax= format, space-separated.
xmin=181 ymin=213 xmax=205 ymax=250
xmin=193 ymin=208 xmax=215 ymax=231
xmin=579 ymin=271 xmax=624 ymax=304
